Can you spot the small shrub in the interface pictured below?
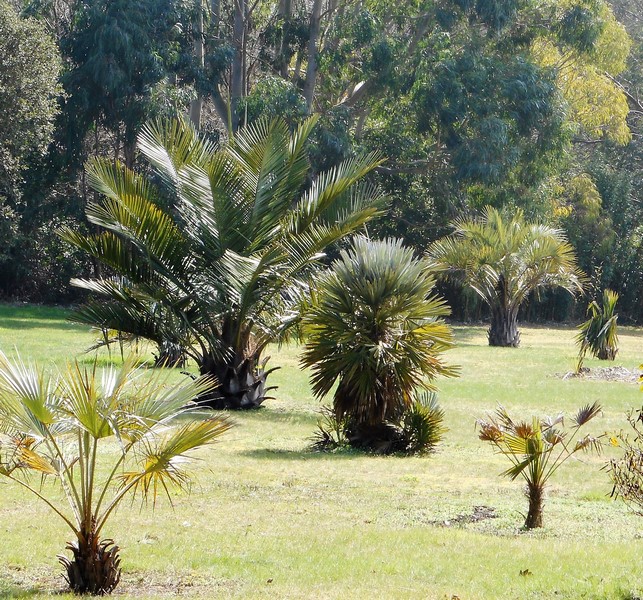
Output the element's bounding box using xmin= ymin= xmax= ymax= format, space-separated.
xmin=608 ymin=371 xmax=643 ymax=512
xmin=400 ymin=392 xmax=447 ymax=455
xmin=311 ymin=406 xmax=350 ymax=452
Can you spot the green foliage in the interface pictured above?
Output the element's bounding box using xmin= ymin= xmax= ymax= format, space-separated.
xmin=0 ymin=1 xmax=61 ymax=273
xmin=310 ymin=405 xmax=350 ymax=452
xmin=427 ymin=206 xmax=585 ymax=346
xmin=478 ymin=402 xmax=603 ymax=528
xmin=576 ymin=288 xmax=619 ymax=369
xmin=301 ymin=236 xmax=457 ymax=450
xmin=62 ymin=116 xmax=386 ymax=409
xmin=400 ymin=392 xmax=447 ymax=455
xmin=0 ymin=351 xmax=231 ymax=594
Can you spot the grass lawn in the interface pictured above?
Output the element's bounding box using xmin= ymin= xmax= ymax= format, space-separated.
xmin=0 ymin=303 xmax=641 ymax=599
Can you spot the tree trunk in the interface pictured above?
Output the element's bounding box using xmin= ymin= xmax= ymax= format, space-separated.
xmin=189 ymin=0 xmax=205 ymax=129
xmin=197 ymin=352 xmax=278 ymax=409
xmin=488 ymin=304 xmax=520 ymax=347
xmin=58 ymin=525 xmax=121 ymax=595
xmin=303 ymin=0 xmax=322 ymax=112
xmin=524 ymin=483 xmax=544 ymax=529
xmin=230 ymin=0 xmax=247 ymax=132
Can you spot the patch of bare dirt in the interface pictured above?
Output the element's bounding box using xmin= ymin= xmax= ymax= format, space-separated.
xmin=561 ymin=366 xmax=639 ymax=383
xmin=433 ymin=505 xmax=497 ymax=527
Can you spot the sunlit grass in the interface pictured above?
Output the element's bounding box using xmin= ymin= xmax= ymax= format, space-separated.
xmin=0 ymin=304 xmax=641 ymax=598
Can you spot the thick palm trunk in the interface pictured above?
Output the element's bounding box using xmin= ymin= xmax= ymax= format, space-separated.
xmin=524 ymin=483 xmax=544 ymax=529
xmin=488 ymin=304 xmax=520 ymax=347
xmin=198 ymin=352 xmax=277 ymax=409
xmin=59 ymin=526 xmax=121 ymax=595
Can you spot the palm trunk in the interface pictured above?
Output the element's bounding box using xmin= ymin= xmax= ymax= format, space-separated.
xmin=58 ymin=524 xmax=121 ymax=595
xmin=488 ymin=304 xmax=520 ymax=347
xmin=524 ymin=482 xmax=544 ymax=529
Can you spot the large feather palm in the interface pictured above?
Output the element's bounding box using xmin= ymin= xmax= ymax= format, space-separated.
xmin=62 ymin=117 xmax=386 ymax=408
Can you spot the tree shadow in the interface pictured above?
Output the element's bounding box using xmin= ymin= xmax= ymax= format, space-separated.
xmin=240 ymin=447 xmax=360 ymax=461
xmin=0 ymin=317 xmax=82 ymax=332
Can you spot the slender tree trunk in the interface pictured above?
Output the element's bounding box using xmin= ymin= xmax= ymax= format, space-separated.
xmin=189 ymin=0 xmax=205 ymax=129
xmin=488 ymin=304 xmax=520 ymax=347
xmin=277 ymin=0 xmax=292 ymax=78
xmin=524 ymin=483 xmax=544 ymax=529
xmin=303 ymin=0 xmax=323 ymax=112
xmin=231 ymin=0 xmax=247 ymax=132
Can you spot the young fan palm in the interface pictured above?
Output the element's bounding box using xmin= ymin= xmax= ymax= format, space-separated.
xmin=61 ymin=116 xmax=385 ymax=409
xmin=301 ymin=237 xmax=457 ymax=450
xmin=0 ymin=352 xmax=231 ymax=595
xmin=427 ymin=206 xmax=585 ymax=347
xmin=478 ymin=403 xmax=602 ymax=528
xmin=576 ymin=288 xmax=619 ymax=370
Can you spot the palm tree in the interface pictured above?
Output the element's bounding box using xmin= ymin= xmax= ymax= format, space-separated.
xmin=300 ymin=237 xmax=457 ymax=450
xmin=427 ymin=206 xmax=585 ymax=347
xmin=0 ymin=351 xmax=231 ymax=594
xmin=576 ymin=288 xmax=619 ymax=370
xmin=61 ymin=116 xmax=385 ymax=409
xmin=478 ymin=403 xmax=602 ymax=528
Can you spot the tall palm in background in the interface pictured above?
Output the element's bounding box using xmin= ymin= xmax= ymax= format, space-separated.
xmin=0 ymin=352 xmax=230 ymax=594
xmin=62 ymin=117 xmax=385 ymax=408
xmin=427 ymin=206 xmax=585 ymax=347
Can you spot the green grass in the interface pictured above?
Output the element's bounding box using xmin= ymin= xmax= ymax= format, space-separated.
xmin=0 ymin=304 xmax=642 ymax=598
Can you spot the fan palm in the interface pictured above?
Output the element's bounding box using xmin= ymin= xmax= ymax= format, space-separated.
xmin=576 ymin=288 xmax=619 ymax=370
xmin=0 ymin=351 xmax=231 ymax=594
xmin=427 ymin=206 xmax=585 ymax=347
xmin=61 ymin=116 xmax=385 ymax=408
xmin=301 ymin=237 xmax=457 ymax=450
xmin=478 ymin=403 xmax=602 ymax=528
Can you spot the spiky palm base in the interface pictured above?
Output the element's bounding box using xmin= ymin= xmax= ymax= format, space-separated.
xmin=199 ymin=356 xmax=277 ymax=409
xmin=59 ymin=530 xmax=121 ymax=595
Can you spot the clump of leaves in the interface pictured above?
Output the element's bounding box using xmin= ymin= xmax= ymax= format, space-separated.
xmin=311 ymin=405 xmax=350 ymax=451
xmin=576 ymin=288 xmax=619 ymax=371
xmin=400 ymin=392 xmax=447 ymax=455
xmin=312 ymin=393 xmax=447 ymax=456
xmin=0 ymin=352 xmax=232 ymax=595
xmin=478 ymin=403 xmax=603 ymax=529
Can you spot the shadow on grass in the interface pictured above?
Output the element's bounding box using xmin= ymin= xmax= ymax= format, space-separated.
xmin=0 ymin=317 xmax=82 ymax=332
xmin=240 ymin=447 xmax=361 ymax=461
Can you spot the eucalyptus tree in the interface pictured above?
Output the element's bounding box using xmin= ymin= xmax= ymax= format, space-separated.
xmin=427 ymin=206 xmax=585 ymax=347
xmin=0 ymin=352 xmax=231 ymax=595
xmin=62 ymin=116 xmax=385 ymax=409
